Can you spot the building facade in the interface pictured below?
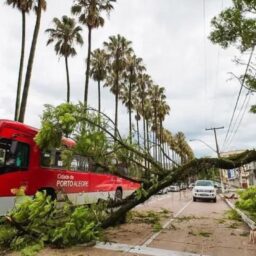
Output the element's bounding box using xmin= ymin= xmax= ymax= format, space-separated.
xmin=220 ymin=150 xmax=256 ymax=188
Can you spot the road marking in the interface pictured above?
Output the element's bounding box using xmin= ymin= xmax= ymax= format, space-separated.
xmin=142 ymin=200 xmax=192 ymax=246
xmin=95 ymin=242 xmax=208 ymax=256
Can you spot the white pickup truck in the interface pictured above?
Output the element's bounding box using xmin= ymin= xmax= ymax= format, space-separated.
xmin=192 ymin=180 xmax=217 ymax=203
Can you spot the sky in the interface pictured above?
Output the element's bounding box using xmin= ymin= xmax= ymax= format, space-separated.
xmin=0 ymin=0 xmax=255 ymax=158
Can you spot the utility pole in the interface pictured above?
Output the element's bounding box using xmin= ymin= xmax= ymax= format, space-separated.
xmin=205 ymin=126 xmax=224 ymax=157
xmin=205 ymin=126 xmax=224 ymax=192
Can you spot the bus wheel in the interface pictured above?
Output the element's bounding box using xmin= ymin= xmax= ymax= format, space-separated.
xmin=115 ymin=188 xmax=122 ymax=202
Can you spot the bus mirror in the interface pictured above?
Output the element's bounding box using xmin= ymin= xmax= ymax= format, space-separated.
xmin=10 ymin=141 xmax=18 ymax=155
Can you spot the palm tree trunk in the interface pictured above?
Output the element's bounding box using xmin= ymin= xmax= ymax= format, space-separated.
xmin=146 ymin=119 xmax=150 ymax=168
xmin=15 ymin=10 xmax=26 ymax=121
xmin=153 ymin=131 xmax=157 ymax=160
xmin=114 ymin=72 xmax=119 ymax=138
xmin=84 ymin=26 xmax=92 ymax=107
xmin=18 ymin=0 xmax=42 ymax=123
xmin=142 ymin=98 xmax=146 ymax=150
xmin=159 ymin=120 xmax=163 ymax=166
xmin=154 ymin=106 xmax=158 ymax=161
xmin=146 ymin=119 xmax=149 ymax=152
xmin=65 ymin=56 xmax=70 ymax=103
xmin=98 ymin=80 xmax=101 ymax=114
xmin=128 ymin=80 xmax=132 ymax=144
xmin=136 ymin=111 xmax=140 ymax=147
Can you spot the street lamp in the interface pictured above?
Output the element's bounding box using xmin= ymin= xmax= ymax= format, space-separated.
xmin=189 ymin=139 xmax=217 ymax=154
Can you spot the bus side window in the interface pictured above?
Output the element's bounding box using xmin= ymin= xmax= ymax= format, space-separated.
xmin=41 ymin=150 xmax=63 ymax=168
xmin=54 ymin=151 xmax=63 ymax=168
xmin=71 ymin=155 xmax=89 ymax=172
xmin=15 ymin=142 xmax=29 ymax=169
xmin=41 ymin=151 xmax=51 ymax=167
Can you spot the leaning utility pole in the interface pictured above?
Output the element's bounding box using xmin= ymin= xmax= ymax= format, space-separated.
xmin=205 ymin=126 xmax=224 ymax=192
xmin=205 ymin=126 xmax=224 ymax=157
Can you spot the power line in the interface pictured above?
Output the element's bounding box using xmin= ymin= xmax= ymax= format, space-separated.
xmin=203 ymin=0 xmax=207 ymax=128
xmin=225 ymin=91 xmax=252 ymax=150
xmin=222 ymin=47 xmax=255 ymax=149
xmin=224 ymin=90 xmax=250 ymax=149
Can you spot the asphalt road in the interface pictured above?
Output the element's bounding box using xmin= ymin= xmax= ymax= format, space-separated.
xmin=138 ymin=190 xmax=256 ymax=256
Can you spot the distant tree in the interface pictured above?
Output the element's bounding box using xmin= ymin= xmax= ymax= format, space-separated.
xmin=18 ymin=0 xmax=47 ymax=123
xmin=5 ymin=0 xmax=33 ymax=121
xmin=71 ymin=0 xmax=116 ymax=106
xmin=46 ymin=16 xmax=83 ymax=103
xmin=90 ymin=48 xmax=108 ymax=114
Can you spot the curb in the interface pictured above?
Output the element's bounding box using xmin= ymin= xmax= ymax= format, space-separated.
xmin=220 ymin=194 xmax=256 ymax=230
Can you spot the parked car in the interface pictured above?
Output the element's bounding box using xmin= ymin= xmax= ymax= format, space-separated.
xmin=169 ymin=184 xmax=180 ymax=192
xmin=192 ymin=180 xmax=217 ymax=202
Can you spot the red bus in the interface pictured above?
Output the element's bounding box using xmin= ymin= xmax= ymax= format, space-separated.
xmin=0 ymin=119 xmax=140 ymax=215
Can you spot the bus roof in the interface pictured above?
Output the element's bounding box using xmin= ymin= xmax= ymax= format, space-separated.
xmin=0 ymin=119 xmax=75 ymax=147
xmin=0 ymin=119 xmax=38 ymax=136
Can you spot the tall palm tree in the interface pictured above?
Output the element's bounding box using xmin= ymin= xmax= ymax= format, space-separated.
xmin=144 ymin=98 xmax=153 ymax=166
xmin=134 ymin=98 xmax=141 ymax=147
xmin=136 ymin=73 xmax=153 ymax=150
xmin=174 ymin=132 xmax=187 ymax=164
xmin=120 ymin=54 xmax=145 ymax=142
xmin=103 ymin=34 xmax=132 ymax=137
xmin=6 ymin=0 xmax=33 ymax=121
xmin=90 ymin=48 xmax=107 ymax=114
xmin=46 ymin=16 xmax=83 ymax=103
xmin=166 ymin=130 xmax=178 ymax=165
xmin=149 ymin=84 xmax=165 ymax=161
xmin=18 ymin=0 xmax=47 ymax=123
xmin=71 ymin=0 xmax=115 ymax=106
xmin=158 ymin=100 xmax=170 ymax=149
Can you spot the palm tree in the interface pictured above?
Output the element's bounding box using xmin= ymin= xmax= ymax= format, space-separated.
xmin=6 ymin=0 xmax=33 ymax=121
xmin=158 ymin=100 xmax=170 ymax=151
xmin=134 ymin=98 xmax=141 ymax=147
xmin=144 ymin=98 xmax=154 ymax=167
xmin=120 ymin=54 xmax=145 ymax=143
xmin=46 ymin=16 xmax=83 ymax=103
xmin=71 ymin=0 xmax=115 ymax=106
xmin=166 ymin=130 xmax=178 ymax=165
xmin=174 ymin=132 xmax=187 ymax=164
xmin=136 ymin=73 xmax=153 ymax=150
xmin=103 ymin=34 xmax=132 ymax=137
xmin=90 ymin=48 xmax=107 ymax=114
xmin=18 ymin=0 xmax=47 ymax=123
xmin=149 ymin=84 xmax=165 ymax=161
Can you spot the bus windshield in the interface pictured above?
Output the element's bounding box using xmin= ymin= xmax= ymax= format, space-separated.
xmin=0 ymin=138 xmax=29 ymax=172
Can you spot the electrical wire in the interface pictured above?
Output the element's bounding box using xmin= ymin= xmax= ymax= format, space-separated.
xmin=224 ymin=91 xmax=251 ymax=150
xmin=203 ymin=0 xmax=208 ymax=128
xmin=222 ymin=47 xmax=255 ymax=149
